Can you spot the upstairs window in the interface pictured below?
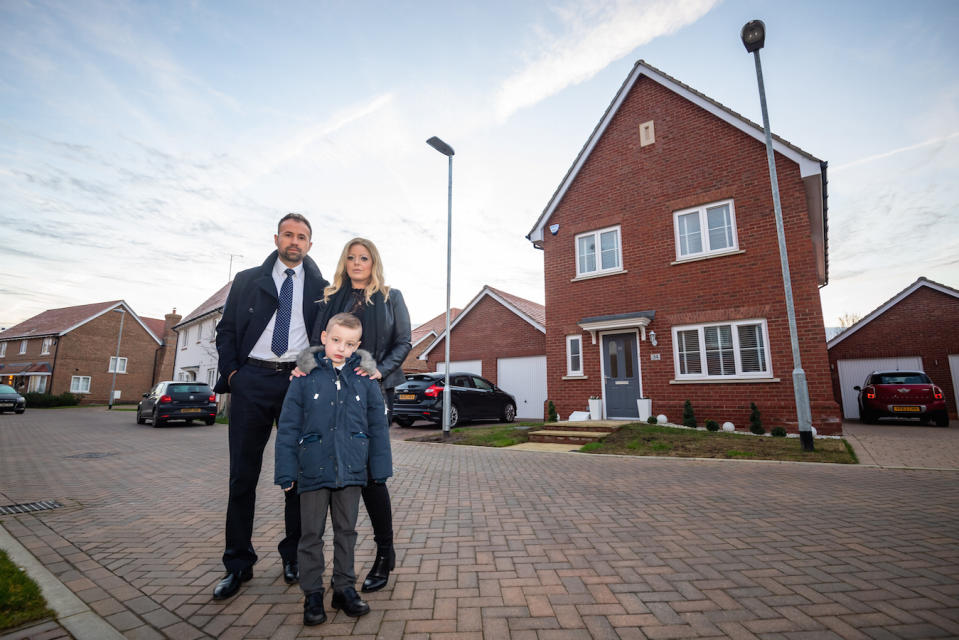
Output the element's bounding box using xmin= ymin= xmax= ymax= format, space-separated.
xmin=575 ymin=226 xmax=622 ymax=277
xmin=108 ymin=357 xmax=128 ymax=374
xmin=674 ymin=199 xmax=738 ymax=260
xmin=0 ymin=342 xmax=5 ymax=358
xmin=19 ymin=340 xmax=27 ymax=355
xmin=673 ymin=319 xmax=770 ymax=380
xmin=41 ymin=338 xmax=53 ymax=355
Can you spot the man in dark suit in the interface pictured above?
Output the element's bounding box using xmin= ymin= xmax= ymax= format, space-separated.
xmin=211 ymin=213 xmax=328 ymax=600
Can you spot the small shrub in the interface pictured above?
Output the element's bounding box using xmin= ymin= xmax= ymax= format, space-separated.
xmin=22 ymin=392 xmax=80 ymax=408
xmin=547 ymin=400 xmax=558 ymax=423
xmin=705 ymin=419 xmax=719 ymax=431
xmin=682 ymin=399 xmax=697 ymax=428
xmin=771 ymin=426 xmax=787 ymax=438
xmin=749 ymin=402 xmax=764 ymax=435
xmin=580 ymin=442 xmax=602 ymax=452
xmin=646 ymin=415 xmax=657 ymax=424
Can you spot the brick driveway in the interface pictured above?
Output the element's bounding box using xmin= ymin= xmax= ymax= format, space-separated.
xmin=2 ymin=408 xmax=959 ymax=639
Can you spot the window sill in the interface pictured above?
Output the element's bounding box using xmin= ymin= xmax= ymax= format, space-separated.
xmin=571 ymin=268 xmax=627 ymax=283
xmin=670 ymin=377 xmax=779 ymax=384
xmin=671 ymin=249 xmax=744 ymax=265
xmin=562 ymin=374 xmax=588 ymax=380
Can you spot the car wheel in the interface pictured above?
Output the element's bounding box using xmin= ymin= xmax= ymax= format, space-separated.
xmin=394 ymin=416 xmax=414 ymax=428
xmin=448 ymin=404 xmax=460 ymax=428
xmin=934 ymin=411 xmax=950 ymax=427
xmin=136 ymin=409 xmax=146 ymax=425
xmin=502 ymin=403 xmax=516 ymax=423
xmin=205 ymin=417 xmax=216 ymax=426
xmin=15 ymin=409 xmax=25 ymax=414
xmin=860 ymin=409 xmax=876 ymax=425
xmin=152 ymin=408 xmax=164 ymax=428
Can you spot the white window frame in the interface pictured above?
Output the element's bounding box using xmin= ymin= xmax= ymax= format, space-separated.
xmin=566 ymin=335 xmax=583 ymax=376
xmin=70 ymin=376 xmax=91 ymax=393
xmin=671 ymin=319 xmax=772 ymax=380
xmin=574 ymin=225 xmax=622 ymax=278
xmin=0 ymin=342 xmax=6 ymax=358
xmin=673 ymin=199 xmax=739 ymax=261
xmin=19 ymin=340 xmax=27 ymax=355
xmin=108 ymin=356 xmax=128 ymax=374
xmin=41 ymin=338 xmax=53 ymax=355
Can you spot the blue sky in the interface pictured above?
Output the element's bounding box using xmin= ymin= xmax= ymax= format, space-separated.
xmin=1 ymin=0 xmax=957 ymax=330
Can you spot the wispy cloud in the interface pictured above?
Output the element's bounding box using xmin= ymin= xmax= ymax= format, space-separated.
xmin=494 ymin=0 xmax=719 ymax=121
xmin=831 ymin=131 xmax=959 ymax=172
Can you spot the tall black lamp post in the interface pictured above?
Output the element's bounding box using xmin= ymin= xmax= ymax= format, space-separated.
xmin=741 ymin=19 xmax=814 ymax=451
xmin=426 ymin=136 xmax=455 ymax=438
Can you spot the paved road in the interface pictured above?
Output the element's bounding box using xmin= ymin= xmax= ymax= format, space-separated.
xmin=1 ymin=408 xmax=958 ymax=639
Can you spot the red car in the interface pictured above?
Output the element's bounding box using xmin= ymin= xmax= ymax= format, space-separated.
xmin=855 ymin=370 xmax=949 ymax=426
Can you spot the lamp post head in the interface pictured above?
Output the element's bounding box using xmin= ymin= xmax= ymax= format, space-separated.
xmin=741 ymin=19 xmax=765 ymax=53
xmin=426 ymin=136 xmax=455 ymax=157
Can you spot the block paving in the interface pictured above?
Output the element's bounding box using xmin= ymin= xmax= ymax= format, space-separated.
xmin=1 ymin=408 xmax=958 ymax=639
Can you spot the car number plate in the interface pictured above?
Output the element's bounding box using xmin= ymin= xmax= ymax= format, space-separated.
xmin=398 ymin=394 xmax=416 ymax=400
xmin=181 ymin=408 xmax=204 ymax=413
xmin=892 ymin=406 xmax=921 ymax=412
xmin=0 ymin=402 xmax=13 ymax=407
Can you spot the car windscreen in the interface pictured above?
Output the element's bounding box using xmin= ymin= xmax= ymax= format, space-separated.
xmin=168 ymin=385 xmax=212 ymax=394
xmin=874 ymin=373 xmax=930 ymax=385
xmin=0 ymin=384 xmax=15 ymax=393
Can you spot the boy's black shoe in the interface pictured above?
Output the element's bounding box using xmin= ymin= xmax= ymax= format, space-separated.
xmin=283 ymin=559 xmax=299 ymax=584
xmin=330 ymin=586 xmax=370 ymax=617
xmin=212 ymin=568 xmax=253 ymax=600
xmin=303 ymin=592 xmax=327 ymax=626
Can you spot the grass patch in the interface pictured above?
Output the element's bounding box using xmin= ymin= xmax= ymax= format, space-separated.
xmin=410 ymin=422 xmax=534 ymax=447
xmin=0 ymin=549 xmax=55 ymax=632
xmin=581 ymin=423 xmax=856 ymax=464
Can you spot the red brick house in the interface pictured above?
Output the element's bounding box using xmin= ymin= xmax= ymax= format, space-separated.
xmin=527 ymin=61 xmax=841 ymax=433
xmin=420 ymin=286 xmax=547 ymax=419
xmin=827 ymin=277 xmax=959 ymax=420
xmin=402 ymin=308 xmax=462 ymax=374
xmin=0 ymin=301 xmax=175 ymax=404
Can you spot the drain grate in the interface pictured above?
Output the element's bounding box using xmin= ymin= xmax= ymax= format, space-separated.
xmin=65 ymin=452 xmax=117 ymax=459
xmin=0 ymin=500 xmax=62 ymax=515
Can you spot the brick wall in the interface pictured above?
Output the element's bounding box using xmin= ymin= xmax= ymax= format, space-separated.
xmin=828 ymin=286 xmax=959 ymax=418
xmin=50 ymin=312 xmax=161 ymax=404
xmin=425 ymin=295 xmax=545 ymax=385
xmin=541 ymin=76 xmax=841 ymax=433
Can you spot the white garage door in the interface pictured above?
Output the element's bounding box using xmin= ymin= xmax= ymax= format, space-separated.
xmin=837 ymin=356 xmax=923 ymax=419
xmin=436 ymin=360 xmax=483 ymax=376
xmin=497 ymin=356 xmax=547 ymax=420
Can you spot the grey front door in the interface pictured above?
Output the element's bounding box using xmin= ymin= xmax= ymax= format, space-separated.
xmin=602 ymin=333 xmax=640 ymax=418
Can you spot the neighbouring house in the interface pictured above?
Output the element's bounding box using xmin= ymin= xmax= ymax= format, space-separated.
xmin=827 ymin=277 xmax=959 ymax=420
xmin=526 ymin=60 xmax=841 ymax=434
xmin=0 ymin=300 xmax=174 ymax=404
xmin=401 ymin=308 xmax=462 ymax=374
xmin=172 ymin=282 xmax=231 ymax=387
xmin=419 ymin=286 xmax=546 ymax=420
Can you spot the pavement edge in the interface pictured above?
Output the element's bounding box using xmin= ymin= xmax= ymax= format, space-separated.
xmin=0 ymin=522 xmax=124 ymax=640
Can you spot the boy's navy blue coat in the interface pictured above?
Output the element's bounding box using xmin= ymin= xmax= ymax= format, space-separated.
xmin=274 ymin=352 xmax=392 ymax=494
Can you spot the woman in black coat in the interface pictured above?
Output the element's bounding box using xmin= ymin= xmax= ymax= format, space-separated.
xmin=309 ymin=237 xmax=411 ymax=592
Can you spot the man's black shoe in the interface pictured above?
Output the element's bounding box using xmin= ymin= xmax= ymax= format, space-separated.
xmin=283 ymin=560 xmax=299 ymax=585
xmin=330 ymin=586 xmax=370 ymax=617
xmin=212 ymin=568 xmax=253 ymax=600
xmin=303 ymin=591 xmax=327 ymax=626
xmin=361 ymin=546 xmax=395 ymax=593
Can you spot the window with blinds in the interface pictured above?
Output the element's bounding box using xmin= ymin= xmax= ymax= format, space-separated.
xmin=673 ymin=320 xmax=770 ymax=379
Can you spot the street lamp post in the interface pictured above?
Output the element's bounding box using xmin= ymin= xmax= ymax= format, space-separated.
xmin=108 ymin=306 xmax=126 ymax=410
xmin=741 ymin=19 xmax=814 ymax=451
xmin=426 ymin=136 xmax=455 ymax=438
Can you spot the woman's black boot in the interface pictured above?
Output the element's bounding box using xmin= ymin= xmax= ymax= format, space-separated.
xmin=361 ymin=546 xmax=395 ymax=593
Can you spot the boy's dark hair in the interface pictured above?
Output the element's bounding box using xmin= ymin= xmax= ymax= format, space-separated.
xmin=327 ymin=312 xmax=362 ymax=333
xmin=278 ymin=212 xmax=312 ymax=237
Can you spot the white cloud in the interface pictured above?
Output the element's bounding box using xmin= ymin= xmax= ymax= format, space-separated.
xmin=494 ymin=0 xmax=719 ymax=121
xmin=831 ymin=131 xmax=959 ymax=173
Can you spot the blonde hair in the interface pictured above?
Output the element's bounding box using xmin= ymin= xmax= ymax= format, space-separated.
xmin=326 ymin=312 xmax=362 ymax=333
xmin=323 ymin=237 xmax=391 ymax=303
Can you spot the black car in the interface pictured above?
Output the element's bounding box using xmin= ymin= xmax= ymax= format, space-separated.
xmin=137 ymin=381 xmax=217 ymax=427
xmin=392 ymin=372 xmax=516 ymax=427
xmin=0 ymin=384 xmax=26 ymax=414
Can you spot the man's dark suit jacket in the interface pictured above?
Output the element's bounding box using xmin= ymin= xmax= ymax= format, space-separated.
xmin=213 ymin=250 xmax=328 ymax=394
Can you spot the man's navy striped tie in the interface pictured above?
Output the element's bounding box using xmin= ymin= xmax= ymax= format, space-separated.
xmin=271 ymin=268 xmax=295 ymax=357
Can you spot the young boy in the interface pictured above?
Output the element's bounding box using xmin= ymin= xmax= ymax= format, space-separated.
xmin=275 ymin=312 xmax=392 ymax=626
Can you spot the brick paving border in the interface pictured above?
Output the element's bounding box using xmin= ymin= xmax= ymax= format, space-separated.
xmin=1 ymin=408 xmax=958 ymax=639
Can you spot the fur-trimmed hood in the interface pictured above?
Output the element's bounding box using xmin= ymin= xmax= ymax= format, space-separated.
xmin=296 ymin=346 xmax=378 ymax=376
